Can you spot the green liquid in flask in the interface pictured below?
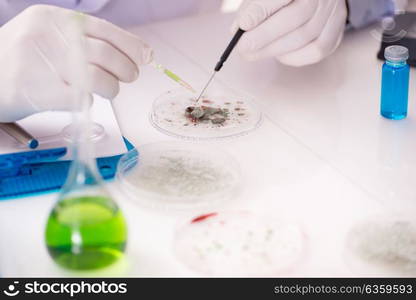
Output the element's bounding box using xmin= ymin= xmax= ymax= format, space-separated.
xmin=45 ymin=195 xmax=127 ymax=270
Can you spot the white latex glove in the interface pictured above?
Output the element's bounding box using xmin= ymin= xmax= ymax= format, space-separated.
xmin=0 ymin=5 xmax=153 ymax=122
xmin=233 ymin=0 xmax=348 ymax=67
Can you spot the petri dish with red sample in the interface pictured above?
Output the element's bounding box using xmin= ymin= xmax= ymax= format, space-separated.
xmin=173 ymin=211 xmax=306 ymax=276
xmin=150 ymin=88 xmax=262 ymax=140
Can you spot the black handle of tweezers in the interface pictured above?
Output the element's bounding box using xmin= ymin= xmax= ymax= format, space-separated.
xmin=214 ymin=28 xmax=245 ymax=72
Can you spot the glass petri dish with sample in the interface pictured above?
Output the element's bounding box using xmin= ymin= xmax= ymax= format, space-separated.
xmin=173 ymin=211 xmax=306 ymax=276
xmin=344 ymin=214 xmax=416 ymax=276
xmin=116 ymin=142 xmax=241 ymax=210
xmin=150 ymin=88 xmax=262 ymax=140
xmin=61 ymin=122 xmax=105 ymax=143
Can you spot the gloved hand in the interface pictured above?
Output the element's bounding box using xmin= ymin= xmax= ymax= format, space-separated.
xmin=233 ymin=0 xmax=348 ymax=67
xmin=0 ymin=5 xmax=153 ymax=122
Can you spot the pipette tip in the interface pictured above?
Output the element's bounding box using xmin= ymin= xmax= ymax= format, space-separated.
xmin=151 ymin=61 xmax=195 ymax=93
xmin=196 ymin=71 xmax=216 ymax=103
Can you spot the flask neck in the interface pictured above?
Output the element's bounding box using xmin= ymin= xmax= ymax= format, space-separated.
xmin=63 ymin=95 xmax=103 ymax=193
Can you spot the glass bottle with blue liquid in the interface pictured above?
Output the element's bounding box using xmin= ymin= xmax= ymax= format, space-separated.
xmin=380 ymin=45 xmax=410 ymax=120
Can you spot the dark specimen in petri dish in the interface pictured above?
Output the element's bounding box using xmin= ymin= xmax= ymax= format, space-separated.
xmin=185 ymin=101 xmax=230 ymax=125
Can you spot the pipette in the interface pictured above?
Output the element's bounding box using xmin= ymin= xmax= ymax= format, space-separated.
xmin=196 ymin=28 xmax=245 ymax=102
xmin=0 ymin=122 xmax=39 ymax=149
xmin=151 ymin=61 xmax=196 ymax=93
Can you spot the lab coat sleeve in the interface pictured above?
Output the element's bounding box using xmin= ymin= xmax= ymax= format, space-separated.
xmin=75 ymin=0 xmax=110 ymax=12
xmin=347 ymin=0 xmax=396 ymax=29
xmin=91 ymin=0 xmax=223 ymax=26
xmin=0 ymin=0 xmax=110 ymax=24
xmin=0 ymin=0 xmax=221 ymax=26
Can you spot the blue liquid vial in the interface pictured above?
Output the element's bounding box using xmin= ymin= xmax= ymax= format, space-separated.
xmin=380 ymin=45 xmax=410 ymax=120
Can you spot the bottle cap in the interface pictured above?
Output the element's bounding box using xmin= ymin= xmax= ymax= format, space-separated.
xmin=384 ymin=45 xmax=409 ymax=62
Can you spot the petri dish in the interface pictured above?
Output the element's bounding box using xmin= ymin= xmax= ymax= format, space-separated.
xmin=173 ymin=211 xmax=306 ymax=276
xmin=150 ymin=89 xmax=262 ymax=140
xmin=61 ymin=122 xmax=106 ymax=143
xmin=116 ymin=142 xmax=241 ymax=210
xmin=344 ymin=214 xmax=416 ymax=276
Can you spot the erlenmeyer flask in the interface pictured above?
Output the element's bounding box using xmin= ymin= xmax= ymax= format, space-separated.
xmin=44 ymin=13 xmax=127 ymax=270
xmin=45 ymin=139 xmax=127 ymax=270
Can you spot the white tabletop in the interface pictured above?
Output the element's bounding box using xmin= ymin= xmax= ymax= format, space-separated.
xmin=1 ymin=12 xmax=414 ymax=277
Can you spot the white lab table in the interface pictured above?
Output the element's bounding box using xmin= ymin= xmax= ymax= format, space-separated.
xmin=0 ymin=12 xmax=414 ymax=277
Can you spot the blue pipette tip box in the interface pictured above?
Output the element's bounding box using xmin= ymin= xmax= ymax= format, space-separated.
xmin=0 ymin=138 xmax=135 ymax=200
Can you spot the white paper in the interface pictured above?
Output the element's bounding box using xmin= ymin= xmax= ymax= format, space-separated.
xmin=0 ymin=95 xmax=127 ymax=160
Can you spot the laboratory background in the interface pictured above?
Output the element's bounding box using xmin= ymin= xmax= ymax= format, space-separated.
xmin=0 ymin=0 xmax=416 ymax=278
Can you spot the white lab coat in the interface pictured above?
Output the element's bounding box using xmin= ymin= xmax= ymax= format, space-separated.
xmin=0 ymin=0 xmax=222 ymax=26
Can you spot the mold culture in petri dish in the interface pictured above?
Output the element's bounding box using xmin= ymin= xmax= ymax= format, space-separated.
xmin=150 ymin=88 xmax=262 ymax=141
xmin=116 ymin=142 xmax=242 ymax=211
xmin=344 ymin=213 xmax=416 ymax=276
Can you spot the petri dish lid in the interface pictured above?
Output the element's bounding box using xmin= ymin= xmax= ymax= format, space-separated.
xmin=344 ymin=214 xmax=416 ymax=276
xmin=150 ymin=89 xmax=262 ymax=140
xmin=61 ymin=122 xmax=106 ymax=143
xmin=173 ymin=211 xmax=306 ymax=276
xmin=116 ymin=142 xmax=241 ymax=210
